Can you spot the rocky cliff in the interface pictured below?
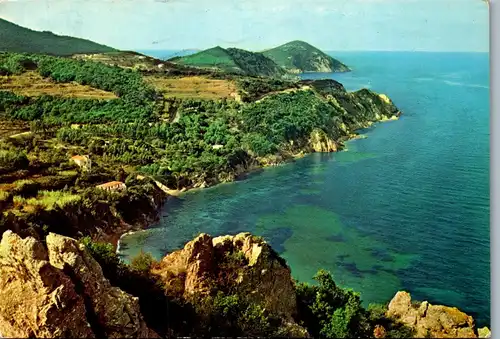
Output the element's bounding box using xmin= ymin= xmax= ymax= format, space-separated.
xmin=384 ymin=291 xmax=490 ymax=338
xmin=0 ymin=230 xmax=489 ymax=338
xmin=0 ymin=231 xmax=156 ymax=338
xmin=151 ymin=232 xmax=308 ymax=336
xmin=309 ymin=128 xmax=338 ymax=152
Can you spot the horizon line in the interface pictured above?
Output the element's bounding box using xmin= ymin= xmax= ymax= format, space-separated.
xmin=133 ymin=47 xmax=490 ymax=54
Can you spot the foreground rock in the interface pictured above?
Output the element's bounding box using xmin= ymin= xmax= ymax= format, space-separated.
xmin=0 ymin=231 xmax=156 ymax=338
xmin=478 ymin=326 xmax=492 ymax=338
xmin=151 ymin=232 xmax=308 ymax=337
xmin=0 ymin=229 xmax=488 ymax=338
xmin=386 ymin=291 xmax=481 ymax=338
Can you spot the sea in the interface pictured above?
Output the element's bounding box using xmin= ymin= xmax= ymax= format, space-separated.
xmin=119 ymin=51 xmax=490 ymax=327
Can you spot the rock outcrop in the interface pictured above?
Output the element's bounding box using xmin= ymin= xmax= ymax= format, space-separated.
xmin=0 ymin=229 xmax=489 ymax=339
xmin=0 ymin=231 xmax=156 ymax=338
xmin=478 ymin=326 xmax=492 ymax=338
xmin=151 ymin=232 xmax=307 ymax=336
xmin=386 ymin=291 xmax=478 ymax=338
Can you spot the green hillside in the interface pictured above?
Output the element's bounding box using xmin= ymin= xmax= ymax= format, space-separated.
xmin=262 ymin=40 xmax=350 ymax=73
xmin=169 ymin=46 xmax=286 ymax=78
xmin=226 ymin=48 xmax=286 ymax=77
xmin=169 ymin=46 xmax=243 ymax=74
xmin=0 ymin=18 xmax=116 ymax=56
xmin=170 ymin=41 xmax=350 ymax=77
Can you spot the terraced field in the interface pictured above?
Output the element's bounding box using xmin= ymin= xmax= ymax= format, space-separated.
xmin=0 ymin=71 xmax=117 ymax=99
xmin=145 ymin=75 xmax=239 ymax=100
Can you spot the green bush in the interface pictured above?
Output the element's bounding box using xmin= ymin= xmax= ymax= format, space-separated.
xmin=130 ymin=250 xmax=155 ymax=272
xmin=0 ymin=149 xmax=29 ymax=174
xmin=13 ymin=179 xmax=40 ymax=197
xmin=80 ymin=236 xmax=120 ymax=268
xmin=193 ymin=291 xmax=275 ymax=337
xmin=296 ymin=269 xmax=370 ymax=338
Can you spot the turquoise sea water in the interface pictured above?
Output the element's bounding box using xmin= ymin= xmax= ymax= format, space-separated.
xmin=119 ymin=52 xmax=490 ymax=326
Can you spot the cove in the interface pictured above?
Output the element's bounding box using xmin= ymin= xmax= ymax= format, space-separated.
xmin=119 ymin=52 xmax=490 ymax=327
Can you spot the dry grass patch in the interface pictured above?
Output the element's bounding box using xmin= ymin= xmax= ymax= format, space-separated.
xmin=145 ymin=75 xmax=238 ymax=100
xmin=13 ymin=190 xmax=81 ymax=211
xmin=0 ymin=71 xmax=117 ymax=99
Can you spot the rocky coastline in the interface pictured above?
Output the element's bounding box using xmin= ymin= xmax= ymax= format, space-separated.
xmin=115 ymin=110 xmax=401 ymax=254
xmin=0 ymin=230 xmax=490 ymax=338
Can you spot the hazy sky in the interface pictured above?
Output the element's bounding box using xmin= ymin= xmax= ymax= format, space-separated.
xmin=0 ymin=0 xmax=489 ymax=52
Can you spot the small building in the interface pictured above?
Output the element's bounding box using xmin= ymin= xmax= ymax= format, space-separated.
xmin=95 ymin=181 xmax=127 ymax=192
xmin=70 ymin=155 xmax=91 ymax=171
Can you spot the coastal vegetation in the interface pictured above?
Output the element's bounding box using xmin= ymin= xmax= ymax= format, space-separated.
xmin=0 ymin=50 xmax=399 ymax=244
xmin=78 ymin=234 xmax=417 ymax=338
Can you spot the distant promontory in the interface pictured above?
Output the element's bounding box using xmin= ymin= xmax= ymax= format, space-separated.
xmin=169 ymin=40 xmax=350 ymax=77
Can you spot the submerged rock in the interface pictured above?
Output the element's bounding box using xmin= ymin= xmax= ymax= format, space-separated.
xmin=0 ymin=231 xmax=156 ymax=338
xmin=386 ymin=291 xmax=477 ymax=338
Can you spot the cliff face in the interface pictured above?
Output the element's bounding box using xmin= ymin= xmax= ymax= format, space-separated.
xmin=0 ymin=231 xmax=156 ymax=338
xmin=309 ymin=128 xmax=337 ymax=152
xmin=0 ymin=178 xmax=167 ymax=248
xmin=151 ymin=232 xmax=308 ymax=336
xmin=385 ymin=291 xmax=484 ymax=338
xmin=0 ymin=230 xmax=489 ymax=338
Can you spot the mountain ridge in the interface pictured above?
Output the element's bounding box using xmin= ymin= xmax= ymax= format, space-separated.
xmin=0 ymin=18 xmax=116 ymax=56
xmin=169 ymin=40 xmax=350 ymax=77
xmin=169 ymin=45 xmax=287 ymax=77
xmin=262 ymin=40 xmax=351 ymax=73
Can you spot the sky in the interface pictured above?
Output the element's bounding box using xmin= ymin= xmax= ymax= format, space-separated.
xmin=0 ymin=0 xmax=489 ymax=52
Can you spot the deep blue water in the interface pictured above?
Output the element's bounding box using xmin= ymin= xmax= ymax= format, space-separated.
xmin=119 ymin=52 xmax=490 ymax=326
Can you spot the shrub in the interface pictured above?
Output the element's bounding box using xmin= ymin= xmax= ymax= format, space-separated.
xmin=193 ymin=292 xmax=275 ymax=337
xmin=0 ymin=190 xmax=10 ymax=202
xmin=80 ymin=236 xmax=120 ymax=268
xmin=296 ymin=269 xmax=371 ymax=338
xmin=130 ymin=250 xmax=156 ymax=272
xmin=13 ymin=190 xmax=81 ymax=211
xmin=13 ymin=179 xmax=40 ymax=197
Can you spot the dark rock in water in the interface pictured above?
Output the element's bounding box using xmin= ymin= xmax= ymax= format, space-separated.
xmin=326 ymin=233 xmax=346 ymax=242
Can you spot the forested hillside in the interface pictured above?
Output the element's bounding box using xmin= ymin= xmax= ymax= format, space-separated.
xmin=0 ymin=18 xmax=116 ymax=56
